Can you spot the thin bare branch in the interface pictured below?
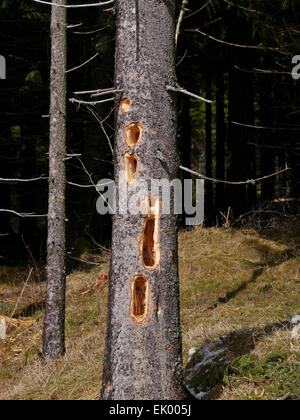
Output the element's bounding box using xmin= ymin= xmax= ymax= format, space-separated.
xmin=175 ymin=0 xmax=189 ymax=47
xmin=188 ymin=29 xmax=286 ymax=54
xmin=0 ymin=175 xmax=47 ymax=184
xmin=67 ymin=23 xmax=83 ymax=29
xmin=222 ymin=0 xmax=266 ymax=16
xmin=0 ymin=210 xmax=48 ymax=218
xmin=179 ymin=165 xmax=290 ymax=185
xmin=7 ymin=268 xmax=33 ymax=331
xmin=67 ymin=180 xmax=113 ymax=188
xmin=176 ymin=49 xmax=188 ymax=67
xmin=65 ymin=52 xmax=99 ymax=74
xmin=85 ymin=105 xmax=114 ymax=154
xmin=72 ymin=25 xmax=109 ymax=35
xmin=91 ymin=89 xmax=122 ymax=98
xmin=33 ymin=0 xmax=114 ymax=8
xmin=75 ymin=154 xmax=114 ymax=212
xmin=167 ymin=84 xmax=213 ymax=104
xmin=184 ymin=0 xmax=211 ymax=19
xmin=232 ymin=121 xmax=300 ymax=131
xmin=248 ymin=142 xmax=300 ymax=151
xmin=85 ymin=228 xmax=111 ymax=253
xmin=277 ymin=393 xmax=291 ymax=401
xmin=69 ymin=97 xmax=115 ymax=106
xmin=67 ymin=255 xmax=102 ymax=266
xmin=73 ymin=87 xmax=116 ymax=95
xmin=63 ymin=153 xmax=82 ymax=161
xmin=235 ymin=65 xmax=291 ymax=76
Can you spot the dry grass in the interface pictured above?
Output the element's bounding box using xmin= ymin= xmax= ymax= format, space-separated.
xmin=0 ymin=219 xmax=299 ymax=400
xmin=0 ymin=264 xmax=109 ymax=400
xmin=179 ymin=219 xmax=300 ymax=400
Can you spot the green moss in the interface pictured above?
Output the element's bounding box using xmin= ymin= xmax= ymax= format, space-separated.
xmin=225 ymin=352 xmax=300 ymax=400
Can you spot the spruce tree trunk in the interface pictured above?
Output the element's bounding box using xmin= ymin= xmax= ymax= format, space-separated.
xmin=205 ymin=74 xmax=213 ymax=225
xmin=259 ymin=71 xmax=274 ymax=202
xmin=242 ymin=58 xmax=256 ymax=209
xmin=215 ymin=58 xmax=225 ymax=217
xmin=180 ymin=96 xmax=191 ymax=173
xmin=227 ymin=63 xmax=247 ymax=216
xmin=19 ymin=121 xmax=37 ymax=256
xmin=101 ymin=0 xmax=186 ymax=400
xmin=246 ymin=79 xmax=256 ymax=209
xmin=290 ymin=80 xmax=300 ymax=198
xmin=43 ymin=1 xmax=67 ymax=362
xmin=178 ymin=95 xmax=191 ymax=228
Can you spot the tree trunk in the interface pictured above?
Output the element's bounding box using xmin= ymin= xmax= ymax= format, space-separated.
xmin=205 ymin=73 xmax=213 ymax=225
xmin=259 ymin=70 xmax=274 ymax=202
xmin=289 ymin=79 xmax=300 ymax=198
xmin=244 ymin=66 xmax=256 ymax=209
xmin=19 ymin=121 xmax=38 ymax=257
xmin=215 ymin=62 xmax=225 ymax=217
xmin=180 ymin=95 xmax=191 ymax=173
xmin=43 ymin=0 xmax=67 ymax=363
xmin=101 ymin=0 xmax=186 ymax=400
xmin=227 ymin=64 xmax=247 ymax=216
xmin=178 ymin=95 xmax=191 ymax=228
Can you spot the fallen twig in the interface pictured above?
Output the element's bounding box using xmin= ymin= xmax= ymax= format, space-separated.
xmin=7 ymin=268 xmax=33 ymax=332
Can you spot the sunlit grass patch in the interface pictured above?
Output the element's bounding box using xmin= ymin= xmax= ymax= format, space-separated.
xmin=0 ymin=219 xmax=299 ymax=400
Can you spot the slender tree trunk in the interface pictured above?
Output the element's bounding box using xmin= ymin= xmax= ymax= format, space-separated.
xmin=227 ymin=63 xmax=247 ymax=216
xmin=43 ymin=0 xmax=67 ymax=362
xmin=19 ymin=121 xmax=37 ymax=256
xmin=101 ymin=0 xmax=186 ymax=400
xmin=178 ymin=95 xmax=191 ymax=227
xmin=290 ymin=80 xmax=300 ymax=198
xmin=0 ymin=72 xmax=13 ymax=253
xmin=205 ymin=74 xmax=213 ymax=225
xmin=180 ymin=96 xmax=191 ymax=173
xmin=0 ymin=130 xmax=12 ymax=237
xmin=259 ymin=71 xmax=274 ymax=202
xmin=215 ymin=62 xmax=225 ymax=217
xmin=244 ymin=66 xmax=256 ymax=208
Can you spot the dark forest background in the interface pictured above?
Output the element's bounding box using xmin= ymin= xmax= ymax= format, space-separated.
xmin=0 ymin=0 xmax=299 ymax=266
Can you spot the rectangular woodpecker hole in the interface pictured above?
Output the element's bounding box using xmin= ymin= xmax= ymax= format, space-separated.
xmin=124 ymin=122 xmax=143 ymax=147
xmin=124 ymin=152 xmax=137 ymax=184
xmin=141 ymin=197 xmax=161 ymax=269
xmin=143 ymin=217 xmax=155 ymax=267
xmin=131 ymin=275 xmax=149 ymax=324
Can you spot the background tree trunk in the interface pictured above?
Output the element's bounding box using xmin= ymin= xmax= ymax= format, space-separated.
xmin=205 ymin=74 xmax=213 ymax=225
xmin=259 ymin=69 xmax=274 ymax=202
xmin=101 ymin=0 xmax=186 ymax=400
xmin=215 ymin=61 xmax=225 ymax=218
xmin=178 ymin=95 xmax=192 ymax=227
xmin=42 ymin=0 xmax=67 ymax=363
xmin=227 ymin=64 xmax=247 ymax=216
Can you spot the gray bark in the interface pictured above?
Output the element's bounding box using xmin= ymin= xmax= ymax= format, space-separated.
xmin=101 ymin=0 xmax=186 ymax=400
xmin=43 ymin=0 xmax=67 ymax=362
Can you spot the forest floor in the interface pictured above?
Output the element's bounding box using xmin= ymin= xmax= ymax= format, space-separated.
xmin=0 ymin=218 xmax=299 ymax=400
